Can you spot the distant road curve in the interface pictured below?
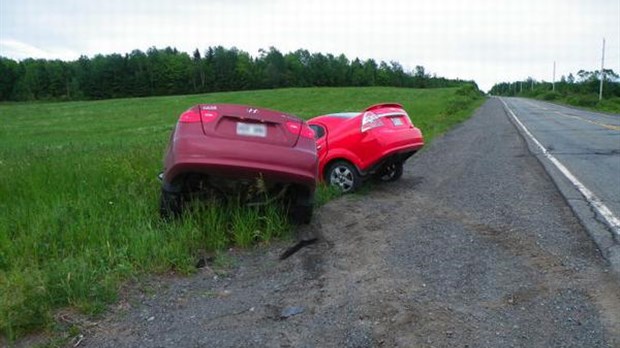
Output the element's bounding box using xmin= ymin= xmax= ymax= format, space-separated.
xmin=500 ymin=97 xmax=620 ymax=266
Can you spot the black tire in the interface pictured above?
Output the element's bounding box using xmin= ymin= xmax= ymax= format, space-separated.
xmin=159 ymin=189 xmax=183 ymax=220
xmin=288 ymin=188 xmax=314 ymax=225
xmin=326 ymin=160 xmax=361 ymax=193
xmin=290 ymin=203 xmax=313 ymax=225
xmin=375 ymin=162 xmax=404 ymax=182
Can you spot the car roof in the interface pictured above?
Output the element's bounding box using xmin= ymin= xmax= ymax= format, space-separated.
xmin=325 ymin=112 xmax=359 ymax=118
xmin=309 ymin=113 xmax=358 ymax=127
xmin=309 ymin=104 xmax=407 ymax=126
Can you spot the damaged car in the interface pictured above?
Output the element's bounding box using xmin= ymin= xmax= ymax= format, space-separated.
xmin=308 ymin=103 xmax=424 ymax=193
xmin=159 ymin=104 xmax=318 ymax=224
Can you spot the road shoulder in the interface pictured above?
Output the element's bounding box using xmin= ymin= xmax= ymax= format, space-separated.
xmin=499 ymin=97 xmax=620 ymax=275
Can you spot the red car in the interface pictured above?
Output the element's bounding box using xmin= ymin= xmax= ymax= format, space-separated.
xmin=159 ymin=104 xmax=317 ymax=223
xmin=307 ymin=103 xmax=424 ymax=192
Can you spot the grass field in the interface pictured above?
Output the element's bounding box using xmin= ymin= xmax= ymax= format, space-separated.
xmin=0 ymin=86 xmax=484 ymax=339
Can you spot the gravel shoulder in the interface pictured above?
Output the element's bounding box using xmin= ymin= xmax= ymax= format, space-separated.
xmin=77 ymin=98 xmax=620 ymax=347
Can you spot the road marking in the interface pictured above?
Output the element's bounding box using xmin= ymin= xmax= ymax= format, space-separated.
xmin=521 ymin=99 xmax=620 ymax=130
xmin=551 ymin=111 xmax=620 ymax=131
xmin=500 ymin=98 xmax=620 ymax=237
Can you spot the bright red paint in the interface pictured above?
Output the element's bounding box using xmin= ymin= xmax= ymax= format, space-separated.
xmin=308 ymin=103 xmax=424 ymax=184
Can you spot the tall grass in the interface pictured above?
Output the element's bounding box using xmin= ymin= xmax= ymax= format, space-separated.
xmin=0 ymin=87 xmax=484 ymax=339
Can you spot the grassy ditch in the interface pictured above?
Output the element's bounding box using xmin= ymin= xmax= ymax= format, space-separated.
xmin=0 ymin=86 xmax=484 ymax=339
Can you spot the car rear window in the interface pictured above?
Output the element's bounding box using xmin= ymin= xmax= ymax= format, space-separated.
xmin=309 ymin=124 xmax=325 ymax=139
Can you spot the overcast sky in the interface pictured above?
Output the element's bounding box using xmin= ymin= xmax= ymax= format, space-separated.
xmin=1 ymin=0 xmax=618 ymax=91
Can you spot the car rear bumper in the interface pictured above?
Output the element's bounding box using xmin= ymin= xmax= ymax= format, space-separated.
xmin=361 ymin=128 xmax=424 ymax=172
xmin=163 ymin=135 xmax=318 ymax=191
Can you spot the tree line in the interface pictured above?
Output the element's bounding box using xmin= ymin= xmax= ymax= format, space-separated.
xmin=0 ymin=46 xmax=477 ymax=102
xmin=489 ymin=69 xmax=620 ymax=105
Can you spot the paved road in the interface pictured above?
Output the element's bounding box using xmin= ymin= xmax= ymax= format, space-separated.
xmin=500 ymin=98 xmax=620 ymax=266
xmin=79 ymin=98 xmax=620 ymax=348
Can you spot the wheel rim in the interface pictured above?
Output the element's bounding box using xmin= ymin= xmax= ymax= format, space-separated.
xmin=380 ymin=163 xmax=397 ymax=181
xmin=330 ymin=165 xmax=355 ymax=192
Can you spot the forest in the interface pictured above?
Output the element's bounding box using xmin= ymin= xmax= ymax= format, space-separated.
xmin=0 ymin=46 xmax=476 ymax=102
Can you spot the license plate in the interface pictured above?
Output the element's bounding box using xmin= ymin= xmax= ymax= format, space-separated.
xmin=236 ymin=122 xmax=267 ymax=137
xmin=391 ymin=117 xmax=403 ymax=126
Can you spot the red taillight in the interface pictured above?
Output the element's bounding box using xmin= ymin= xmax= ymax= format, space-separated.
xmin=201 ymin=110 xmax=218 ymax=123
xmin=286 ymin=121 xmax=301 ymax=134
xmin=300 ymin=124 xmax=315 ymax=139
xmin=179 ymin=109 xmax=219 ymax=124
xmin=179 ymin=110 xmax=201 ymax=123
xmin=361 ymin=111 xmax=384 ymax=132
xmin=286 ymin=121 xmax=315 ymax=139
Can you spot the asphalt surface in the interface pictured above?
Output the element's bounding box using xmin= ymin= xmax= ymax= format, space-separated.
xmin=67 ymin=98 xmax=620 ymax=347
xmin=500 ymin=97 xmax=620 ymax=269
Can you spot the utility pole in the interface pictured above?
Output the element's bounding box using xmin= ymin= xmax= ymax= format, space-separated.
xmin=520 ymin=81 xmax=523 ymax=93
xmin=599 ymin=38 xmax=605 ymax=101
xmin=552 ymin=61 xmax=556 ymax=91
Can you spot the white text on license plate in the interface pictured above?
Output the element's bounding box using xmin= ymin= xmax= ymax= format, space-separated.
xmin=236 ymin=122 xmax=267 ymax=137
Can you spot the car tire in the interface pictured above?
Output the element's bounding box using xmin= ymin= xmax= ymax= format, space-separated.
xmin=288 ymin=188 xmax=314 ymax=225
xmin=290 ymin=202 xmax=313 ymax=225
xmin=327 ymin=160 xmax=361 ymax=193
xmin=160 ymin=189 xmax=182 ymax=219
xmin=375 ymin=162 xmax=404 ymax=182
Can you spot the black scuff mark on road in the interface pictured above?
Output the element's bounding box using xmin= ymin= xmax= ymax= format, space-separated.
xmin=279 ymin=238 xmax=318 ymax=260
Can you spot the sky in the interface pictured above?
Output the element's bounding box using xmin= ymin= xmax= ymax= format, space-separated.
xmin=1 ymin=0 xmax=618 ymax=91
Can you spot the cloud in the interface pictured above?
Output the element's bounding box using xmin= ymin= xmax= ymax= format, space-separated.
xmin=1 ymin=0 xmax=618 ymax=91
xmin=0 ymin=39 xmax=79 ymax=60
xmin=1 ymin=39 xmax=49 ymax=59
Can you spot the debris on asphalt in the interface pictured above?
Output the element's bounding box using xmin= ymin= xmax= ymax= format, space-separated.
xmin=280 ymin=306 xmax=304 ymax=319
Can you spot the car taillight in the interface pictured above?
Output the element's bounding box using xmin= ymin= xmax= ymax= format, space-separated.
xmin=361 ymin=111 xmax=383 ymax=132
xmin=179 ymin=110 xmax=201 ymax=123
xmin=300 ymin=124 xmax=315 ymax=139
xmin=201 ymin=111 xmax=218 ymax=123
xmin=286 ymin=121 xmax=301 ymax=134
xmin=286 ymin=121 xmax=315 ymax=139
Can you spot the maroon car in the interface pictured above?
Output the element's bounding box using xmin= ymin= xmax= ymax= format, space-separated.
xmin=159 ymin=104 xmax=318 ymax=224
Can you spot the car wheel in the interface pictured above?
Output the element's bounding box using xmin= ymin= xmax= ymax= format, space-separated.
xmin=375 ymin=162 xmax=403 ymax=182
xmin=288 ymin=188 xmax=314 ymax=225
xmin=290 ymin=203 xmax=313 ymax=225
xmin=327 ymin=160 xmax=361 ymax=193
xmin=160 ymin=189 xmax=182 ymax=219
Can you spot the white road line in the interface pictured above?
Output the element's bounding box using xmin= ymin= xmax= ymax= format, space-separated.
xmin=500 ymin=98 xmax=620 ymax=237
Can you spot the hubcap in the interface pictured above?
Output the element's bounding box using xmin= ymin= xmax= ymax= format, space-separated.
xmin=330 ymin=166 xmax=354 ymax=192
xmin=380 ymin=164 xmax=397 ymax=181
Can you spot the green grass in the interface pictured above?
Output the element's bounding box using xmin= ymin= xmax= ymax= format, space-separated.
xmin=0 ymin=86 xmax=484 ymax=340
